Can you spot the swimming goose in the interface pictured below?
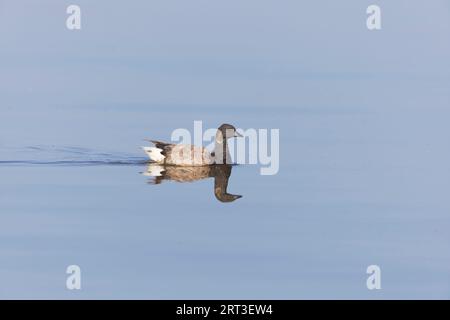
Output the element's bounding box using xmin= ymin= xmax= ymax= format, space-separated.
xmin=142 ymin=124 xmax=242 ymax=166
xmin=143 ymin=163 xmax=242 ymax=202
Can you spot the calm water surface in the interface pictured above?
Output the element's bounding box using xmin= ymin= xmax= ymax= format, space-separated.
xmin=1 ymin=101 xmax=450 ymax=299
xmin=1 ymin=0 xmax=450 ymax=299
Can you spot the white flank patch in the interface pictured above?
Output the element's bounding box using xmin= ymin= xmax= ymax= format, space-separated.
xmin=142 ymin=147 xmax=165 ymax=162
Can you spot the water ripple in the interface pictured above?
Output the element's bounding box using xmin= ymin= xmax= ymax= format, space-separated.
xmin=0 ymin=145 xmax=148 ymax=167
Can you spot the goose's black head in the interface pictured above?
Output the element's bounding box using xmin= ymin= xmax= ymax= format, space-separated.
xmin=217 ymin=123 xmax=243 ymax=141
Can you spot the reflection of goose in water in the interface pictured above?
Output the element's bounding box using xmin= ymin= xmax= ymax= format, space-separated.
xmin=142 ymin=124 xmax=242 ymax=166
xmin=143 ymin=164 xmax=242 ymax=203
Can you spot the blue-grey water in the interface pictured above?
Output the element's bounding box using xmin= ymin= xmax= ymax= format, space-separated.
xmin=1 ymin=1 xmax=450 ymax=299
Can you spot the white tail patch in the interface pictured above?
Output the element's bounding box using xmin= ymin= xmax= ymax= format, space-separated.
xmin=142 ymin=147 xmax=165 ymax=162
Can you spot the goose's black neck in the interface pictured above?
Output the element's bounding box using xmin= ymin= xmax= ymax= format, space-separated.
xmin=214 ymin=130 xmax=231 ymax=164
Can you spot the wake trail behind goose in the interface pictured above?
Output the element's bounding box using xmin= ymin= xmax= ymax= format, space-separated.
xmin=0 ymin=145 xmax=148 ymax=167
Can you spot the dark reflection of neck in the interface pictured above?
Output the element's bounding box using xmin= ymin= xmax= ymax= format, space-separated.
xmin=211 ymin=165 xmax=242 ymax=202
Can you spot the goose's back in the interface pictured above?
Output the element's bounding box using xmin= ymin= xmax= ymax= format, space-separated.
xmin=166 ymin=144 xmax=214 ymax=166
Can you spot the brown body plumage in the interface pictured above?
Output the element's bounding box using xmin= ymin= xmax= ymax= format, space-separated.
xmin=142 ymin=124 xmax=242 ymax=166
